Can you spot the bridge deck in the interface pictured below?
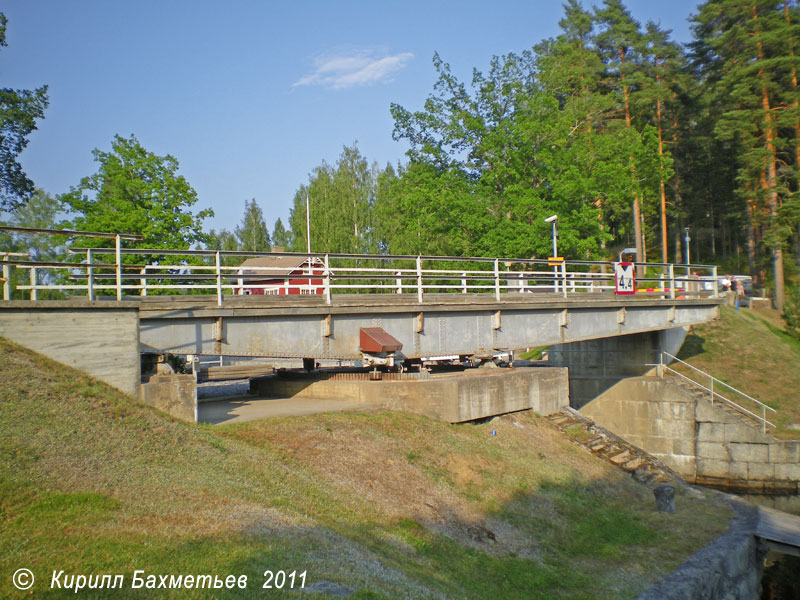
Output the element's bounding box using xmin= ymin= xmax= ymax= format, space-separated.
xmin=127 ymin=292 xmax=722 ymax=318
xmin=0 ymin=292 xmax=723 ymax=361
xmin=757 ymin=506 xmax=800 ymax=557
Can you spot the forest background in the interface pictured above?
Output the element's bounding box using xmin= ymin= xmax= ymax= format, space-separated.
xmin=2 ymin=0 xmax=800 ymax=316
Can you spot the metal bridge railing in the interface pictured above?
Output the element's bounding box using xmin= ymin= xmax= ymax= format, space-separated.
xmin=660 ymin=351 xmax=776 ymax=433
xmin=0 ymin=245 xmax=720 ymax=307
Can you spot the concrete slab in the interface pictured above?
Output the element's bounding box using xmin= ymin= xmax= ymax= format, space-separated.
xmin=249 ymin=366 xmax=569 ymax=423
xmin=199 ymin=395 xmax=382 ymax=425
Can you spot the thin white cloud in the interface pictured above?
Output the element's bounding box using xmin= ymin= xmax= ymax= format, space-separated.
xmin=294 ymin=49 xmax=414 ymax=90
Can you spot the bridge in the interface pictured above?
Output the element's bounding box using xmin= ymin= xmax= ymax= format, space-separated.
xmin=0 ymin=239 xmax=723 ymax=422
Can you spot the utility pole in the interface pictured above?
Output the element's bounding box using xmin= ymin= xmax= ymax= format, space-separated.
xmin=305 ymin=193 xmax=311 ymax=254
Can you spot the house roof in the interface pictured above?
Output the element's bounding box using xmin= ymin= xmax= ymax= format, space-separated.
xmin=236 ymin=255 xmax=320 ymax=278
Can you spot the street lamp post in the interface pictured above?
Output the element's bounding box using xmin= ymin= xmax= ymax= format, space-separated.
xmin=684 ymin=227 xmax=691 ymax=265
xmin=545 ymin=215 xmax=558 ymax=292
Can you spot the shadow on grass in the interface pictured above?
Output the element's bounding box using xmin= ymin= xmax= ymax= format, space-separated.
xmin=7 ymin=472 xmax=726 ymax=600
xmin=676 ymin=332 xmax=706 ymax=361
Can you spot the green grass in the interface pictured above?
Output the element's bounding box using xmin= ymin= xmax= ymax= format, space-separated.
xmin=0 ymin=337 xmax=732 ymax=599
xmin=677 ymin=305 xmax=800 ymax=437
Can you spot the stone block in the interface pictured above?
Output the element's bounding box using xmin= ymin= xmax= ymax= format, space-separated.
xmin=629 ymin=417 xmax=656 ymax=438
xmin=663 ymin=454 xmax=695 ymax=478
xmin=696 ymin=399 xmax=733 ymax=423
xmin=661 ymin=417 xmax=694 ymax=439
xmin=728 ymin=460 xmax=748 ymax=480
xmin=697 ymin=422 xmax=726 ymax=443
xmin=775 ymin=463 xmax=800 ymax=481
xmin=632 ymin=400 xmax=652 ymax=419
xmin=696 ymin=441 xmax=729 ymax=461
xmin=724 ymin=422 xmax=769 ymax=444
xmin=747 ymin=462 xmax=775 ymax=480
xmin=769 ymin=442 xmax=800 ymax=464
xmin=672 ymin=438 xmax=695 ymax=456
xmin=671 ymin=402 xmax=692 ymax=420
xmin=727 ymin=442 xmax=769 ymax=463
xmin=641 ymin=436 xmax=673 ymax=455
xmin=696 ymin=458 xmax=730 ymax=478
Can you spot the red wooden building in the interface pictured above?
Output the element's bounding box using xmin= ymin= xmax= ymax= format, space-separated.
xmin=234 ymin=255 xmax=324 ymax=296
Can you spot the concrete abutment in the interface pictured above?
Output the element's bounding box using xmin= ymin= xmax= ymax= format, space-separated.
xmin=579 ymin=376 xmax=800 ymax=494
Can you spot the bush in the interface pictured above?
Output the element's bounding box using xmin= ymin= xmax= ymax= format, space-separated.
xmin=783 ymin=287 xmax=800 ymax=340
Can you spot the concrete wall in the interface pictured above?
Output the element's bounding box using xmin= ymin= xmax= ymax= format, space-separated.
xmin=0 ymin=303 xmax=140 ymax=397
xmin=550 ymin=328 xmax=688 ymax=409
xmin=251 ymin=367 xmax=569 ymax=423
xmin=637 ymin=501 xmax=762 ymax=600
xmin=140 ymin=374 xmax=197 ymax=423
xmin=581 ymin=376 xmax=800 ymax=493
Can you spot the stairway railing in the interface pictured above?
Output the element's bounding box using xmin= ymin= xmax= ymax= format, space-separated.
xmin=659 ymin=351 xmax=776 ymax=433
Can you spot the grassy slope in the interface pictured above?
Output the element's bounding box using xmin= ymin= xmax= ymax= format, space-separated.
xmin=0 ymin=338 xmax=731 ymax=599
xmin=678 ymin=305 xmax=800 ymax=437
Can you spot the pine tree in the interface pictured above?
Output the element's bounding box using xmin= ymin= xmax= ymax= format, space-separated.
xmin=692 ymin=0 xmax=799 ymax=309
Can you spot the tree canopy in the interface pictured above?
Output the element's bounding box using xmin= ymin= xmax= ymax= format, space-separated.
xmin=61 ymin=134 xmax=213 ymax=256
xmin=0 ymin=13 xmax=49 ymax=210
xmin=235 ymin=198 xmax=270 ymax=252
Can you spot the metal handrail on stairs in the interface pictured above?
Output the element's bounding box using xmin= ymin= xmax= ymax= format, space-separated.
xmin=659 ymin=351 xmax=776 ymax=433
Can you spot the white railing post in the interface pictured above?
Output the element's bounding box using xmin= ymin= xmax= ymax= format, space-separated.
xmin=494 ymin=258 xmax=500 ymax=301
xmin=710 ymin=375 xmax=714 ymax=405
xmin=115 ymin=234 xmax=122 ymax=301
xmin=712 ymin=265 xmax=719 ymax=298
xmin=3 ymin=260 xmax=10 ymax=300
xmin=87 ymin=249 xmax=95 ymax=301
xmin=669 ymin=263 xmax=675 ymax=300
xmin=140 ymin=266 xmax=148 ymax=296
xmin=416 ymin=255 xmax=423 ymax=303
xmin=324 ymin=254 xmax=331 ymax=305
xmin=562 ymin=262 xmax=568 ymax=298
xmin=461 ymin=272 xmax=467 ymax=294
xmin=395 ymin=270 xmax=403 ymax=294
xmin=215 ymin=251 xmax=222 ymax=307
xmin=30 ymin=267 xmax=38 ymax=301
xmin=762 ymin=406 xmax=767 ymax=434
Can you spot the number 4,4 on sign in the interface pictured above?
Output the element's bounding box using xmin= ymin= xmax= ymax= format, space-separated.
xmin=614 ymin=262 xmax=636 ymax=295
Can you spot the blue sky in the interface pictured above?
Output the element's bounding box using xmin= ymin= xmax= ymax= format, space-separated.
xmin=2 ymin=1 xmax=702 ymax=236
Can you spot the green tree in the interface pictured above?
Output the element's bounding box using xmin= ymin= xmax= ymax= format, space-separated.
xmin=691 ymin=0 xmax=800 ymax=309
xmin=0 ymin=189 xmax=66 ymax=297
xmin=205 ymin=228 xmax=239 ymax=266
xmin=61 ymin=134 xmax=213 ymax=260
xmin=0 ymin=13 xmax=49 ymax=209
xmin=289 ymin=143 xmax=376 ymax=254
xmin=234 ymin=198 xmax=270 ymax=252
xmin=594 ymin=0 xmax=649 ymax=264
xmin=388 ymin=48 xmax=617 ymax=260
xmin=271 ymin=218 xmax=291 ymax=249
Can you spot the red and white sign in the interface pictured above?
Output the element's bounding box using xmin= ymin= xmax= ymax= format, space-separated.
xmin=614 ymin=262 xmax=636 ymax=295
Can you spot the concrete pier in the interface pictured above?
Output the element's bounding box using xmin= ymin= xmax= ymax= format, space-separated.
xmin=579 ymin=375 xmax=800 ymax=494
xmin=249 ymin=366 xmax=569 ymax=423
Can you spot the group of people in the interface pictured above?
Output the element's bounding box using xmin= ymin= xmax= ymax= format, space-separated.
xmin=720 ymin=275 xmax=744 ymax=298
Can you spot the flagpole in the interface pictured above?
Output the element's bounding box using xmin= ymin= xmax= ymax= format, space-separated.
xmin=305 ymin=193 xmax=311 ymax=254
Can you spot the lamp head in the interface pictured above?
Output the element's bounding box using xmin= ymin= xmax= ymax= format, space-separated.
xmin=544 ymin=215 xmax=558 ymax=223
